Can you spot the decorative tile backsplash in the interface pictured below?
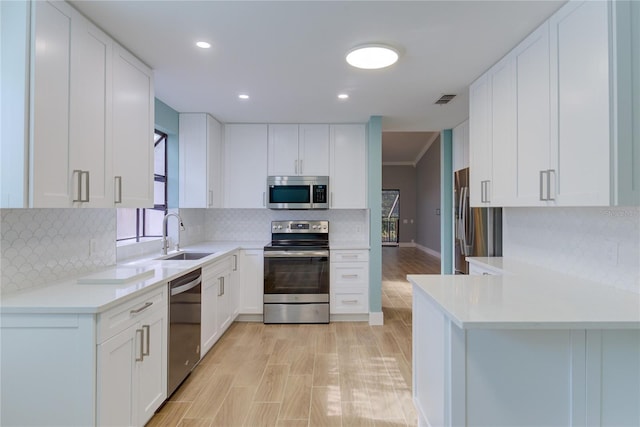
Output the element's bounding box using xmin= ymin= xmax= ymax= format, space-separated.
xmin=503 ymin=207 xmax=640 ymax=293
xmin=1 ymin=209 xmax=116 ymax=294
xmin=180 ymin=208 xmax=370 ymax=246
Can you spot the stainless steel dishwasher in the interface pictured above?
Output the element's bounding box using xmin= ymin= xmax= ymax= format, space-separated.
xmin=168 ymin=268 xmax=201 ymax=396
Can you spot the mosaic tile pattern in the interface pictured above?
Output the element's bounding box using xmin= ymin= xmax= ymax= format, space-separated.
xmin=1 ymin=209 xmax=116 ymax=294
xmin=503 ymin=207 xmax=640 ymax=293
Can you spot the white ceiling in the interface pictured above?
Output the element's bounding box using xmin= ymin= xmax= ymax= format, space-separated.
xmin=70 ymin=0 xmax=566 ymax=162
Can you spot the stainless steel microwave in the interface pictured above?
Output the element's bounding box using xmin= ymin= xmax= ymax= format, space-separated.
xmin=267 ymin=176 xmax=329 ymax=209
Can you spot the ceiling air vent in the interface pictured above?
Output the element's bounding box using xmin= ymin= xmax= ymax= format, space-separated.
xmin=435 ymin=94 xmax=456 ymax=105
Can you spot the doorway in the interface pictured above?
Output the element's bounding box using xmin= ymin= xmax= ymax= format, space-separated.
xmin=382 ymin=189 xmax=400 ymax=246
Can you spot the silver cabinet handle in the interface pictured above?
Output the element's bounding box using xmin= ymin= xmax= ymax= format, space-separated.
xmin=341 ymin=254 xmax=358 ymax=260
xmin=294 ymin=159 xmax=298 ymax=174
xmin=233 ymin=254 xmax=238 ymax=271
xmin=480 ymin=181 xmax=485 ymax=203
xmin=130 ymin=301 xmax=153 ymax=315
xmin=218 ymin=277 xmax=224 ymax=296
xmin=222 ymin=277 xmax=225 ymax=296
xmin=299 ymin=159 xmax=303 ymax=174
xmin=114 ymin=176 xmax=122 ymax=204
xmin=539 ymin=170 xmax=547 ymax=201
xmin=73 ymin=170 xmax=90 ymax=202
xmin=135 ymin=329 xmax=144 ymax=362
xmin=341 ymin=274 xmax=359 ymax=279
xmin=485 ymin=180 xmax=490 ymax=203
xmin=547 ymin=169 xmax=556 ymax=201
xmin=342 ymin=299 xmax=359 ymax=304
xmin=262 ymin=192 xmax=266 ymax=207
xmin=330 ymin=192 xmax=334 ymax=208
xmin=142 ymin=325 xmax=150 ymax=357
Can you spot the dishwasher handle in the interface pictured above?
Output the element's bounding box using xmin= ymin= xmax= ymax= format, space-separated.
xmin=170 ymin=274 xmax=202 ymax=296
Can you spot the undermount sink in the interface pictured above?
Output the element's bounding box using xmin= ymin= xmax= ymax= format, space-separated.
xmin=157 ymin=252 xmax=214 ymax=261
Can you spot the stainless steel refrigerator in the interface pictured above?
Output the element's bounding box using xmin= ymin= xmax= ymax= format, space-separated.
xmin=454 ymin=167 xmax=502 ymax=274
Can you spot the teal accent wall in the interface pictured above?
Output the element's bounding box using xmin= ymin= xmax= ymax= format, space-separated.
xmin=440 ymin=129 xmax=453 ymax=274
xmin=154 ymin=98 xmax=179 ymax=208
xmin=368 ymin=116 xmax=383 ymax=314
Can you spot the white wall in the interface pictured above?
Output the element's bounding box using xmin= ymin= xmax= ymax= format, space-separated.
xmin=1 ymin=209 xmax=116 ymax=294
xmin=503 ymin=207 xmax=640 ymax=293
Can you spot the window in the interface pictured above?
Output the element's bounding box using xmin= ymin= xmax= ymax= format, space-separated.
xmin=116 ymin=130 xmax=168 ymax=242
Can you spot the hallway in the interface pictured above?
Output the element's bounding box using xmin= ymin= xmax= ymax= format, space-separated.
xmin=148 ymin=247 xmax=439 ymax=427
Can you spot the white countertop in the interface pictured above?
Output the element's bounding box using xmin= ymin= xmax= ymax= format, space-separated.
xmin=0 ymin=241 xmax=265 ymax=315
xmin=409 ymin=263 xmax=640 ymax=330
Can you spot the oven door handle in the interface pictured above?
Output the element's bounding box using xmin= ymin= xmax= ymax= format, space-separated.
xmin=264 ymin=250 xmax=329 ymax=258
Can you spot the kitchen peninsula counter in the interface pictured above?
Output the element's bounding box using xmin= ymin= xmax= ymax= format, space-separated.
xmin=409 ymin=270 xmax=640 ymax=427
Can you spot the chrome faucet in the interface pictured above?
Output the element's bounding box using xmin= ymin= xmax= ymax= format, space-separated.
xmin=161 ymin=212 xmax=185 ymax=255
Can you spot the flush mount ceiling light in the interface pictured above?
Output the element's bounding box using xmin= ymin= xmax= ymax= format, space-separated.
xmin=338 ymin=93 xmax=349 ymax=99
xmin=346 ymin=44 xmax=399 ymax=70
xmin=196 ymin=41 xmax=211 ymax=49
xmin=238 ymin=94 xmax=250 ymax=100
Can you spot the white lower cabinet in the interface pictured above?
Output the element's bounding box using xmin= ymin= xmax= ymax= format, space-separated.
xmin=239 ymin=249 xmax=264 ymax=315
xmin=97 ymin=287 xmax=167 ymax=427
xmin=413 ymin=289 xmax=640 ymax=427
xmin=468 ymin=263 xmax=500 ymax=276
xmin=201 ymin=253 xmax=238 ymax=356
xmin=330 ymin=250 xmax=369 ymax=315
xmin=0 ymin=285 xmax=168 ymax=427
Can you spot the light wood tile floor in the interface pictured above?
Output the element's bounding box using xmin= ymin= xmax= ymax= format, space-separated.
xmin=148 ymin=247 xmax=439 ymax=427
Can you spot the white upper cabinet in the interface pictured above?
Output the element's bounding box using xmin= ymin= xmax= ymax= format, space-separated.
xmin=469 ymin=0 xmax=639 ymax=207
xmin=267 ymin=124 xmax=329 ymax=176
xmin=469 ymin=73 xmax=492 ymax=207
xmin=179 ymin=113 xmax=222 ymax=208
xmin=69 ymin=11 xmax=113 ymax=207
xmin=452 ymin=120 xmax=469 ymax=172
xmin=2 ymin=0 xmax=154 ymax=208
xmin=514 ymin=23 xmax=551 ymax=206
xmin=223 ymin=124 xmax=268 ymax=208
xmin=30 ymin=0 xmax=73 ymax=207
xmin=329 ymin=124 xmax=367 ymax=209
xmin=112 ymin=44 xmax=154 ymax=208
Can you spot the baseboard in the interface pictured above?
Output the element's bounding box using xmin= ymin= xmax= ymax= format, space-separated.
xmin=415 ymin=243 xmax=441 ymax=259
xmin=235 ymin=314 xmax=264 ymax=322
xmin=398 ymin=242 xmax=416 ymax=248
xmin=330 ymin=313 xmax=370 ymax=322
xmin=368 ymin=311 xmax=384 ymax=326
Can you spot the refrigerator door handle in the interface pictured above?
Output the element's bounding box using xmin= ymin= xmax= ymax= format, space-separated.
xmin=461 ymin=187 xmax=468 ymax=256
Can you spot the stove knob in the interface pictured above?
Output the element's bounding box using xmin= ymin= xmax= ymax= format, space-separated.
xmin=277 ymin=225 xmax=283 ymax=230
xmin=272 ymin=225 xmax=277 ymax=230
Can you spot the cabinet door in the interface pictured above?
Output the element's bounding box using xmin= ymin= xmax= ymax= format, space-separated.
xmin=69 ymin=12 xmax=112 ymax=207
xmin=224 ymin=124 xmax=268 ymax=208
xmin=515 ymin=23 xmax=551 ymax=206
xmin=179 ymin=114 xmax=209 ymax=208
xmin=452 ymin=120 xmax=469 ymax=172
xmin=97 ymin=325 xmax=136 ymax=427
xmin=268 ymin=124 xmax=299 ymax=176
xmin=201 ymin=263 xmax=221 ymax=354
xmin=299 ymin=124 xmax=330 ymax=176
xmin=490 ymin=55 xmax=517 ymax=206
xmin=30 ymin=0 xmax=73 ymax=207
xmin=207 ymin=115 xmax=223 ymax=208
xmin=230 ymin=253 xmax=240 ymax=319
xmin=136 ymin=308 xmax=167 ymax=426
xmin=112 ymin=44 xmax=154 ymax=207
xmin=329 ymin=124 xmax=367 ymax=208
xmin=550 ymin=0 xmax=610 ymax=205
xmin=469 ymin=73 xmax=492 ymax=206
xmin=239 ymin=249 xmax=264 ymax=314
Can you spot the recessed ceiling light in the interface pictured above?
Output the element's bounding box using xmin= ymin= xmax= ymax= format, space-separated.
xmin=238 ymin=94 xmax=250 ymax=100
xmin=346 ymin=44 xmax=399 ymax=70
xmin=338 ymin=93 xmax=349 ymax=99
xmin=196 ymin=41 xmax=211 ymax=49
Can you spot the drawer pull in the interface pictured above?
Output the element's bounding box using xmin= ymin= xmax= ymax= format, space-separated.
xmin=342 ymin=255 xmax=358 ymax=260
xmin=135 ymin=329 xmax=144 ymax=362
xmin=130 ymin=302 xmax=153 ymax=315
xmin=342 ymin=274 xmax=359 ymax=279
xmin=342 ymin=299 xmax=359 ymax=304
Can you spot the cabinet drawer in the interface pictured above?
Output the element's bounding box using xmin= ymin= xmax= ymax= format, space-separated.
xmin=331 ymin=287 xmax=368 ymax=314
xmin=331 ymin=250 xmax=369 ymax=263
xmin=97 ymin=286 xmax=167 ymax=343
xmin=468 ymin=263 xmax=500 ymax=276
xmin=332 ymin=264 xmax=368 ymax=286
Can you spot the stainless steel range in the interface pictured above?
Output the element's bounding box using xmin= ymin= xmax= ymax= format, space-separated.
xmin=263 ymin=220 xmax=329 ymax=324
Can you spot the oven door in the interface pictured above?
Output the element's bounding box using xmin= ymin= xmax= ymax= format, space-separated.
xmin=263 ymin=249 xmax=329 ymax=302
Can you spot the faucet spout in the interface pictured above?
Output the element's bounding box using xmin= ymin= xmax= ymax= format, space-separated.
xmin=162 ymin=212 xmax=185 ymax=255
